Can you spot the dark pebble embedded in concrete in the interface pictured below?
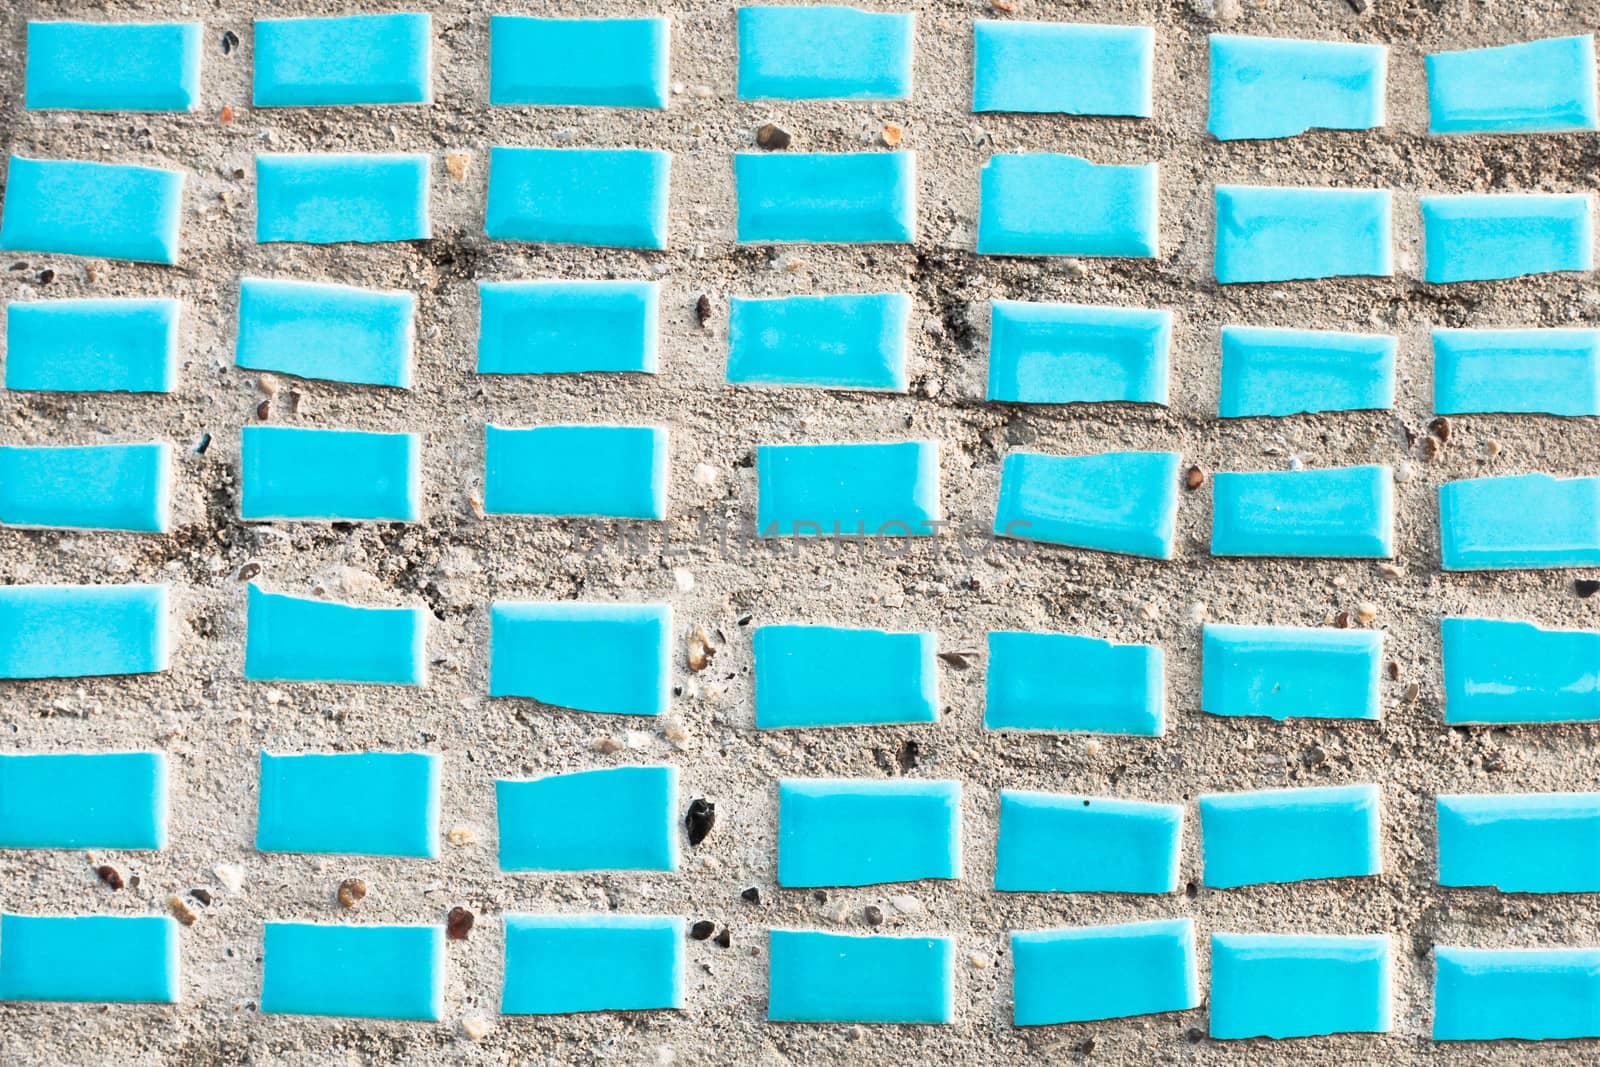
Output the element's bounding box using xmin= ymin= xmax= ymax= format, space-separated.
xmin=686 ymin=798 xmax=715 ymax=845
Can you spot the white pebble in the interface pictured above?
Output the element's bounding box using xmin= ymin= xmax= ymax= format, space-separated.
xmin=692 ymin=463 xmax=719 ymax=486
xmin=213 ymin=863 xmax=245 ymax=894
xmin=673 ymin=567 xmax=695 ymax=592
xmin=888 ymin=894 xmax=924 ymax=917
xmin=460 ymin=1014 xmax=491 ymax=1041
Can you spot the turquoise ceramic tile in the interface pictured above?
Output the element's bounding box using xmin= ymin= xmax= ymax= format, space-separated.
xmin=0 ymin=443 xmax=169 ymax=532
xmin=757 ymin=441 xmax=939 ymax=537
xmin=1434 ymin=946 xmax=1600 ymax=1040
xmin=1438 ymin=792 xmax=1600 ymax=892
xmin=257 ymin=751 xmax=439 ymax=857
xmin=1439 ymin=473 xmax=1600 ymax=570
xmin=984 ymin=631 xmax=1164 ymax=735
xmin=978 ymin=154 xmax=1157 ymax=257
xmin=256 ymin=153 xmax=430 ymax=244
xmin=993 ymin=450 xmax=1180 ymax=559
xmin=1441 ymin=617 xmax=1600 ymax=723
xmin=996 ymin=791 xmax=1182 ymax=893
xmin=0 ymin=584 xmax=167 ymax=679
xmin=0 ymin=156 xmax=182 ymax=264
xmin=767 ymin=930 xmax=954 ymax=1023
xmin=1199 ymin=784 xmax=1381 ymax=888
xmin=244 ymin=585 xmax=426 ymax=686
xmin=489 ymin=602 xmax=670 ymax=715
xmin=1433 ymin=329 xmax=1600 ymax=416
xmin=5 ymin=298 xmax=178 ymax=393
xmin=1208 ymin=35 xmax=1386 ymax=141
xmin=26 ymin=21 xmax=201 ymax=111
xmin=477 ymin=281 xmax=658 ymax=375
xmin=1427 ymin=35 xmax=1598 ymax=135
xmin=1201 ymin=624 xmax=1381 ymax=721
xmin=1211 ymin=466 xmax=1394 ymax=558
xmin=254 ymin=14 xmax=429 ymax=107
xmin=490 ymin=16 xmax=668 ymax=107
xmin=737 ymin=6 xmax=912 ymax=101
xmin=753 ymin=625 xmax=936 ymax=728
xmin=972 ymin=21 xmax=1153 ymax=116
xmin=485 ymin=147 xmax=670 ymax=250
xmin=240 ymin=426 xmax=419 ymax=522
xmin=503 ymin=915 xmax=684 ymax=1014
xmin=235 ymin=278 xmax=414 ymax=388
xmin=735 ymin=152 xmax=915 ymax=244
xmin=0 ymin=752 xmax=166 ymax=850
xmin=1012 ymin=919 xmax=1198 ymax=1026
xmin=728 ymin=293 xmax=910 ymax=391
xmin=261 ymin=923 xmax=442 ymax=1021
xmin=484 ymin=424 xmax=667 ymax=520
xmin=1421 ymin=194 xmax=1593 ymax=283
xmin=1214 ymin=185 xmax=1392 ymax=283
xmin=1210 ymin=933 xmax=1390 ymax=1039
xmin=0 ymin=915 xmax=177 ymax=1003
xmin=1219 ymin=327 xmax=1396 ymax=417
xmin=988 ymin=301 xmax=1171 ymax=405
xmin=497 ymin=766 xmax=677 ymax=872
xmin=777 ymin=778 xmax=960 ymax=887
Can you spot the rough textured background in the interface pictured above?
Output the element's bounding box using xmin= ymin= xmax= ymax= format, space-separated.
xmin=3 ymin=0 xmax=1600 ymax=1062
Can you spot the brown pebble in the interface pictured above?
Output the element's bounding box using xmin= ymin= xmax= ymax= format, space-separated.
xmin=85 ymin=261 xmax=101 ymax=283
xmin=1403 ymin=682 xmax=1421 ymax=703
xmin=712 ymin=927 xmax=732 ymax=948
xmin=1386 ymin=660 xmax=1401 ymax=681
xmin=446 ymin=905 xmax=474 ymax=940
xmin=1333 ymin=611 xmax=1351 ymax=628
xmin=879 ymin=123 xmax=904 ymax=148
xmin=592 ymin=735 xmax=624 ymax=754
xmin=237 ymin=561 xmax=261 ymax=582
xmin=695 ymin=293 xmax=713 ymax=327
xmin=96 ymin=864 xmax=124 ymax=890
xmin=255 ymin=399 xmax=271 ymax=420
xmin=991 ymin=0 xmax=1016 ymax=10
xmin=220 ymin=105 xmax=234 ymax=124
xmin=1429 ymin=416 xmax=1452 ymax=442
xmin=686 ymin=624 xmax=716 ymax=672
xmin=755 ymin=123 xmax=792 ymax=150
xmin=1184 ymin=466 xmax=1205 ymax=491
xmin=447 ymin=826 xmax=477 ymax=847
xmin=167 ymin=894 xmax=198 ymax=926
xmin=937 ymin=650 xmax=974 ymax=670
xmin=863 ymin=904 xmax=884 ymax=925
xmin=444 ymin=151 xmax=471 ymax=182
xmin=336 ymin=877 xmax=367 ymax=908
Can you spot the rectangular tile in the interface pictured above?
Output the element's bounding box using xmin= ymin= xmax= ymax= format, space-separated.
xmin=1433 ymin=328 xmax=1600 ymax=416
xmin=973 ymin=21 xmax=1153 ymax=116
xmin=1210 ymin=933 xmax=1390 ymax=1039
xmin=1440 ymin=617 xmax=1600 ymax=723
xmin=777 ymin=778 xmax=960 ymax=887
xmin=0 ymin=155 xmax=183 ymax=264
xmin=767 ymin=930 xmax=954 ymax=1023
xmin=235 ymin=278 xmax=414 ymax=388
xmin=988 ymin=301 xmax=1171 ymax=404
xmin=245 ymin=584 xmax=426 ymax=686
xmin=1421 ymin=194 xmax=1592 ymax=283
xmin=5 ymin=298 xmax=178 ymax=393
xmin=255 ymin=153 xmax=430 ymax=244
xmin=254 ymin=13 xmax=431 ymax=107
xmin=1199 ymin=784 xmax=1381 ymax=888
xmin=993 ymin=450 xmax=1180 ymax=558
xmin=0 ymin=752 xmax=166 ymax=850
xmin=754 ymin=625 xmax=935 ymax=728
xmin=256 ymin=751 xmax=439 ymax=856
xmin=1201 ymin=623 xmax=1381 ymax=720
xmin=489 ymin=601 xmax=671 ymax=715
xmin=1211 ymin=466 xmax=1394 ymax=558
xmin=985 ymin=631 xmax=1164 ymax=735
xmin=240 ymin=426 xmax=419 ymax=522
xmin=737 ymin=5 xmax=913 ymax=100
xmin=483 ymin=424 xmax=667 ymax=520
xmin=0 ymin=914 xmax=177 ymax=1003
xmin=489 ymin=16 xmax=669 ymax=107
xmin=1208 ymin=34 xmax=1386 ymax=141
xmin=0 ymin=584 xmax=167 ymax=679
xmin=736 ymin=152 xmax=915 ymax=244
xmin=1214 ymin=185 xmax=1391 ymax=283
xmin=1433 ymin=946 xmax=1600 ymax=1040
xmin=0 ymin=443 xmax=169 ymax=532
xmin=996 ymin=791 xmax=1181 ymax=893
xmin=728 ymin=293 xmax=910 ymax=391
xmin=1438 ymin=792 xmax=1600 ymax=892
xmin=497 ymin=766 xmax=677 ymax=872
xmin=1012 ymin=919 xmax=1197 ymax=1025
xmin=503 ymin=915 xmax=684 ymax=1014
xmin=757 ymin=441 xmax=939 ymax=537
xmin=477 ymin=280 xmax=658 ymax=375
xmin=1427 ymin=34 xmax=1598 ymax=135
xmin=261 ymin=922 xmax=442 ymax=1021
xmin=1438 ymin=473 xmax=1600 ymax=570
xmin=485 ymin=147 xmax=670 ymax=249
xmin=1219 ymin=326 xmax=1396 ymax=417
xmin=978 ymin=154 xmax=1157 ymax=257
xmin=26 ymin=21 xmax=201 ymax=111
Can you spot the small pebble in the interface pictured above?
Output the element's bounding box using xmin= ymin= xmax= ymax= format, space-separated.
xmin=846 ymin=1024 xmax=867 ymax=1042
xmin=1577 ymin=579 xmax=1600 ymax=599
xmin=167 ymin=895 xmax=198 ymax=926
xmin=37 ymin=268 xmax=54 ymax=286
xmin=1421 ymin=436 xmax=1442 ymax=462
xmin=592 ymin=736 xmax=624 ymax=754
xmin=686 ymin=798 xmax=716 ymax=845
xmin=740 ymin=887 xmax=762 ymax=904
xmin=1386 ymin=660 xmax=1401 ymax=680
xmin=969 ymin=952 xmax=992 ymax=969
xmin=220 ymin=105 xmax=234 ymax=124
xmin=695 ymin=293 xmax=713 ymax=327
xmin=460 ymin=1014 xmax=491 ymax=1042
xmin=712 ymin=927 xmax=732 ymax=948
xmin=863 ymin=905 xmax=884 ymax=925
xmin=1355 ymin=601 xmax=1378 ymax=624
xmin=447 ymin=826 xmax=476 ymax=847
xmin=691 ymin=463 xmax=719 ymax=487
xmin=879 ymin=123 xmax=904 ymax=147
xmin=1084 ymin=738 xmax=1102 ymax=756
xmin=1379 ymin=562 xmax=1403 ymax=579
xmin=755 ymin=123 xmax=792 ymax=150
xmin=221 ymin=30 xmax=239 ymax=54
xmin=1183 ymin=466 xmax=1205 ymax=490
xmin=686 ymin=625 xmax=716 ymax=672
xmin=190 ymin=888 xmax=213 ymax=905
xmin=1485 ymin=438 xmax=1502 ymax=458
xmin=1403 ymin=682 xmax=1421 ymax=703
xmin=1393 ymin=461 xmax=1414 ymax=483
xmin=1346 ymin=0 xmax=1369 ymax=11
xmin=237 ymin=561 xmax=262 ymax=582
xmin=444 ymin=151 xmax=471 ymax=182
xmin=673 ymin=568 xmax=695 ymax=593
xmin=888 ymin=894 xmax=923 ymax=917
xmin=991 ymin=0 xmax=1015 ymax=10
xmin=446 ymin=905 xmax=474 ymax=940
xmin=336 ymin=877 xmax=367 ymax=909
xmin=937 ymin=650 xmax=974 ymax=670
xmin=96 ymin=864 xmax=124 ymax=890
xmin=1333 ymin=611 xmax=1351 ymax=628
xmin=662 ymin=717 xmax=689 ymax=743
xmin=689 ymin=919 xmax=716 ymax=940
xmin=255 ymin=399 xmax=271 ymax=420
xmin=1429 ymin=416 xmax=1452 ymax=443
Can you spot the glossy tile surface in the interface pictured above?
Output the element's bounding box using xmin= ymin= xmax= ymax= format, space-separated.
xmin=1012 ymin=919 xmax=1198 ymax=1025
xmin=753 ymin=625 xmax=936 ymax=728
xmin=972 ymin=21 xmax=1153 ymax=116
xmin=736 ymin=5 xmax=913 ymax=100
xmin=502 ymin=915 xmax=684 ymax=1013
xmin=484 ymin=424 xmax=668 ymax=520
xmin=497 ymin=766 xmax=677 ymax=872
xmin=1218 ymin=326 xmax=1396 ymax=417
xmin=240 ymin=426 xmax=420 ymax=522
xmin=244 ymin=584 xmax=427 ymax=686
xmin=777 ymin=778 xmax=960 ymax=887
xmin=757 ymin=441 xmax=939 ymax=536
xmin=5 ymin=298 xmax=179 ymax=393
xmin=1426 ymin=34 xmax=1598 ymax=134
xmin=1421 ymin=194 xmax=1593 ymax=283
xmin=1433 ymin=946 xmax=1600 ymax=1040
xmin=728 ymin=293 xmax=910 ymax=391
xmin=255 ymin=153 xmax=430 ymax=244
xmin=977 ymin=154 xmax=1157 ymax=257
xmin=26 ymin=21 xmax=201 ymax=111
xmin=0 ymin=155 xmax=183 ymax=264
xmin=996 ymin=790 xmax=1182 ymax=893
xmin=735 ymin=152 xmax=915 ymax=243
xmin=1433 ymin=328 xmax=1600 ymax=416
xmin=484 ymin=147 xmax=670 ymax=249
xmin=1440 ymin=617 xmax=1600 ymax=723
xmin=987 ymin=301 xmax=1171 ymax=405
xmin=1208 ymin=34 xmax=1386 ymax=141
xmin=477 ymin=280 xmax=658 ymax=375
xmin=235 ymin=278 xmax=414 ymax=388
xmin=993 ymin=450 xmax=1180 ymax=558
xmin=256 ymin=751 xmax=439 ymax=856
xmin=260 ymin=923 xmax=443 ymax=1020
xmin=490 ymin=16 xmax=668 ymax=107
xmin=1438 ymin=473 xmax=1600 ymax=570
xmin=0 ymin=584 xmax=168 ymax=679
xmin=254 ymin=13 xmax=431 ymax=107
xmin=1437 ymin=792 xmax=1600 ymax=892
xmin=1210 ymin=933 xmax=1391 ymax=1039
xmin=1199 ymin=784 xmax=1381 ymax=888
xmin=0 ymin=752 xmax=167 ymax=850
xmin=984 ymin=630 xmax=1164 ymax=735
xmin=0 ymin=442 xmax=169 ymax=532
xmin=1214 ymin=185 xmax=1392 ymax=283
xmin=1201 ymin=623 xmax=1381 ymax=720
xmin=767 ymin=930 xmax=954 ymax=1023
xmin=0 ymin=914 xmax=178 ymax=1003
xmin=488 ymin=602 xmax=671 ymax=715
xmin=1210 ymin=466 xmax=1394 ymax=558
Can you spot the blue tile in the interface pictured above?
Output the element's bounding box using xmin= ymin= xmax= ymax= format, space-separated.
xmin=0 ymin=443 xmax=169 ymax=532
xmin=1201 ymin=623 xmax=1381 ymax=721
xmin=767 ymin=930 xmax=954 ymax=1023
xmin=1434 ymin=946 xmax=1600 ymax=1040
xmin=1219 ymin=326 xmax=1396 ymax=417
xmin=1208 ymin=34 xmax=1386 ymax=141
xmin=1438 ymin=792 xmax=1600 ymax=893
xmin=996 ymin=791 xmax=1181 ymax=893
xmin=26 ymin=21 xmax=201 ymax=111
xmin=985 ymin=630 xmax=1164 ymax=735
xmin=973 ymin=21 xmax=1153 ymax=116
xmin=0 ymin=584 xmax=167 ymax=679
xmin=477 ymin=281 xmax=658 ymax=375
xmin=978 ymin=154 xmax=1157 ymax=257
xmin=993 ymin=450 xmax=1180 ymax=559
xmin=1434 ymin=328 xmax=1600 ymax=416
xmin=1199 ymin=784 xmax=1380 ymax=888
xmin=254 ymin=14 xmax=431 ymax=107
xmin=753 ymin=625 xmax=936 ymax=728
xmin=489 ymin=602 xmax=670 ymax=715
xmin=777 ymin=778 xmax=960 ymax=888
xmin=1427 ymin=35 xmax=1598 ymax=135
xmin=1439 ymin=473 xmax=1600 ymax=570
xmin=1012 ymin=919 xmax=1198 ymax=1025
xmin=1211 ymin=466 xmax=1394 ymax=558
xmin=1441 ymin=617 xmax=1600 ymax=724
xmin=484 ymin=424 xmax=667 ymax=520
xmin=256 ymin=153 xmax=430 ymax=244
xmin=757 ymin=441 xmax=939 ymax=537
xmin=261 ymin=923 xmax=442 ymax=1021
xmin=737 ymin=5 xmax=912 ymax=100
xmin=0 ymin=914 xmax=177 ymax=1003
xmin=490 ymin=16 xmax=669 ymax=107
xmin=235 ymin=278 xmax=414 ymax=388
xmin=988 ymin=301 xmax=1170 ymax=404
xmin=256 ymin=751 xmax=439 ymax=857
xmin=1214 ymin=185 xmax=1392 ymax=283
xmin=240 ymin=426 xmax=419 ymax=522
xmin=0 ymin=752 xmax=166 ymax=850
xmin=485 ymin=147 xmax=670 ymax=250
xmin=1210 ymin=933 xmax=1390 ymax=1039
xmin=244 ymin=584 xmax=427 ymax=686
xmin=0 ymin=155 xmax=183 ymax=264
xmin=503 ymin=915 xmax=684 ymax=1014
xmin=728 ymin=293 xmax=910 ymax=391
xmin=497 ymin=766 xmax=677 ymax=872
xmin=736 ymin=152 xmax=915 ymax=244
xmin=5 ymin=298 xmax=178 ymax=393
xmin=1421 ymin=194 xmax=1592 ymax=283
